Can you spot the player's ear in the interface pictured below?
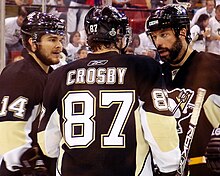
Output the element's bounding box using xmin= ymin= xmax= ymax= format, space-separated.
xmin=179 ymin=28 xmax=187 ymax=38
xmin=28 ymin=38 xmax=37 ymax=52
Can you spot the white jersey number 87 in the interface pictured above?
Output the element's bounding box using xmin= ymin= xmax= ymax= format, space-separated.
xmin=62 ymin=90 xmax=135 ymax=149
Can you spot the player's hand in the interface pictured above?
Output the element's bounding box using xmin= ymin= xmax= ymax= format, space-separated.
xmin=156 ymin=171 xmax=177 ymax=176
xmin=19 ymin=146 xmax=49 ymax=176
xmin=205 ymin=127 xmax=220 ymax=173
xmin=153 ymin=164 xmax=177 ymax=176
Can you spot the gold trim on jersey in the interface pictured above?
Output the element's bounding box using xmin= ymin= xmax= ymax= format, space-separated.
xmin=146 ymin=112 xmax=179 ymax=152
xmin=38 ymin=131 xmax=46 ymax=155
xmin=0 ymin=121 xmax=26 ymax=155
xmin=57 ymin=138 xmax=65 ymax=175
xmin=204 ymin=95 xmax=220 ymax=128
xmin=134 ymin=109 xmax=149 ymax=176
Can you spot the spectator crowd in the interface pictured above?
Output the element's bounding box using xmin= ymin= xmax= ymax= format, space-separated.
xmin=4 ymin=0 xmax=220 ymax=65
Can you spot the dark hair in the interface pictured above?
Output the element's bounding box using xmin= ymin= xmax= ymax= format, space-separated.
xmin=131 ymin=34 xmax=140 ymax=47
xmin=18 ymin=6 xmax=28 ymax=18
xmin=88 ymin=41 xmax=113 ymax=52
xmin=69 ymin=31 xmax=81 ymax=44
xmin=77 ymin=47 xmax=87 ymax=54
xmin=196 ymin=14 xmax=209 ymax=30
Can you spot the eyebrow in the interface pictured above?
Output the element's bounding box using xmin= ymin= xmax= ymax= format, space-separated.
xmin=153 ymin=28 xmax=171 ymax=34
xmin=46 ymin=34 xmax=64 ymax=39
xmin=160 ymin=28 xmax=171 ymax=33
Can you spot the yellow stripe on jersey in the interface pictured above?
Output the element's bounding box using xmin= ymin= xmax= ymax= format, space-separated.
xmin=57 ymin=138 xmax=65 ymax=175
xmin=37 ymin=110 xmax=61 ymax=157
xmin=0 ymin=121 xmax=26 ymax=155
xmin=146 ymin=112 xmax=179 ymax=152
xmin=204 ymin=95 xmax=220 ymax=128
xmin=38 ymin=129 xmax=64 ymax=175
xmin=134 ymin=109 xmax=149 ymax=176
xmin=38 ymin=131 xmax=47 ymax=156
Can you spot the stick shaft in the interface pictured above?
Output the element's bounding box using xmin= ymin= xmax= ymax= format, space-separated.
xmin=176 ymin=88 xmax=206 ymax=176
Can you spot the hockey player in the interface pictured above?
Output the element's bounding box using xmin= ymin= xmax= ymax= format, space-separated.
xmin=0 ymin=11 xmax=65 ymax=175
xmin=37 ymin=6 xmax=180 ymax=176
xmin=204 ymin=95 xmax=220 ymax=176
xmin=146 ymin=3 xmax=220 ymax=176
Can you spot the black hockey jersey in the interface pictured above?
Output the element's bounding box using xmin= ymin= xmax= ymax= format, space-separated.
xmin=38 ymin=51 xmax=180 ymax=176
xmin=0 ymin=50 xmax=51 ymax=172
xmin=165 ymin=50 xmax=220 ymax=176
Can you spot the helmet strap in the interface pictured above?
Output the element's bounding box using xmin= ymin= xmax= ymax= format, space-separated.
xmin=115 ymin=35 xmax=130 ymax=54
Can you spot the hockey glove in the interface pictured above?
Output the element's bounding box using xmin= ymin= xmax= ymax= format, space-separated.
xmin=205 ymin=127 xmax=220 ymax=173
xmin=19 ymin=146 xmax=49 ymax=176
xmin=155 ymin=170 xmax=177 ymax=176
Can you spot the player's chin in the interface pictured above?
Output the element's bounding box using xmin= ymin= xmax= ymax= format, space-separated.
xmin=159 ymin=52 xmax=169 ymax=61
xmin=52 ymin=55 xmax=61 ymax=62
xmin=46 ymin=58 xmax=60 ymax=66
xmin=159 ymin=50 xmax=169 ymax=57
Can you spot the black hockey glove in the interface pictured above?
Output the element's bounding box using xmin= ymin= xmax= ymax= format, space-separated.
xmin=18 ymin=146 xmax=49 ymax=176
xmin=205 ymin=127 xmax=220 ymax=173
xmin=155 ymin=170 xmax=177 ymax=176
xmin=153 ymin=164 xmax=177 ymax=176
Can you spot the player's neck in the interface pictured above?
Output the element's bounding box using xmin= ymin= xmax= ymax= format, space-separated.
xmin=28 ymin=52 xmax=50 ymax=73
xmin=171 ymin=45 xmax=193 ymax=68
xmin=94 ymin=48 xmax=119 ymax=54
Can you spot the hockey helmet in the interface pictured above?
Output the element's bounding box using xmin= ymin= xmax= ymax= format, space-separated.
xmin=84 ymin=6 xmax=131 ymax=43
xmin=21 ymin=11 xmax=66 ymax=42
xmin=146 ymin=4 xmax=190 ymax=42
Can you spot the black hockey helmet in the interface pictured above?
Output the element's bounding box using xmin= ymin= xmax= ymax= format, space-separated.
xmin=146 ymin=4 xmax=191 ymax=43
xmin=21 ymin=11 xmax=66 ymax=42
xmin=84 ymin=6 xmax=131 ymax=43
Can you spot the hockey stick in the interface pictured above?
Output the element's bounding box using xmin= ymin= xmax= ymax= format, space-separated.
xmin=176 ymin=88 xmax=206 ymax=176
xmin=175 ymin=0 xmax=191 ymax=9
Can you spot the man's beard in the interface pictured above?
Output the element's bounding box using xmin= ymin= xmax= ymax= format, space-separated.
xmin=35 ymin=51 xmax=48 ymax=66
xmin=35 ymin=45 xmax=58 ymax=66
xmin=158 ymin=37 xmax=182 ymax=64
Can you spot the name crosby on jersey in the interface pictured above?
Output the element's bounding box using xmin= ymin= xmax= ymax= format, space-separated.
xmin=66 ymin=67 xmax=127 ymax=85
